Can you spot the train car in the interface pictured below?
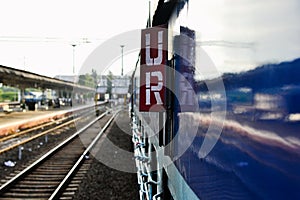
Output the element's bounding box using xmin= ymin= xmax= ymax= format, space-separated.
xmin=94 ymin=84 xmax=108 ymax=116
xmin=130 ymin=0 xmax=300 ymax=199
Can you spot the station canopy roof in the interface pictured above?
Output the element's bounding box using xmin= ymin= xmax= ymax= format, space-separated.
xmin=0 ymin=65 xmax=94 ymax=92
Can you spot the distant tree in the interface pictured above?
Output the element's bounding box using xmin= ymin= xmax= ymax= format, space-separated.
xmin=85 ymin=74 xmax=95 ymax=88
xmin=78 ymin=74 xmax=86 ymax=86
xmin=0 ymin=89 xmax=3 ymax=101
xmin=106 ymin=71 xmax=113 ymax=98
xmin=78 ymin=74 xmax=96 ymax=88
xmin=91 ymin=69 xmax=98 ymax=87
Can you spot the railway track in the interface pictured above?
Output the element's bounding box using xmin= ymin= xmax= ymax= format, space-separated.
xmin=0 ymin=109 xmax=119 ymax=199
xmin=0 ymin=103 xmax=108 ymax=155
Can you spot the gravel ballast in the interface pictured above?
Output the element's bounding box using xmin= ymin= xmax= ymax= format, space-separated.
xmin=73 ymin=110 xmax=139 ymax=200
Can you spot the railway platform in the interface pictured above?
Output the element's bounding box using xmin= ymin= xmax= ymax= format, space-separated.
xmin=0 ymin=104 xmax=91 ymax=136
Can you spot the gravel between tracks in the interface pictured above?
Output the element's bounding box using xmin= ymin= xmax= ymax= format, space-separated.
xmin=73 ymin=110 xmax=139 ymax=200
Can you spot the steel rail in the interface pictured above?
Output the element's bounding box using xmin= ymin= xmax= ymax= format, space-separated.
xmin=49 ymin=109 xmax=120 ymax=199
xmin=0 ymin=111 xmax=107 ymax=193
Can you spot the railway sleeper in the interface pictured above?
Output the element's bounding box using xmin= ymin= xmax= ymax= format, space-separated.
xmin=60 ymin=197 xmax=73 ymax=200
xmin=38 ymin=164 xmax=74 ymax=169
xmin=33 ymin=169 xmax=73 ymax=173
xmin=67 ymin=183 xmax=80 ymax=188
xmin=65 ymin=187 xmax=79 ymax=192
xmin=15 ymin=180 xmax=61 ymax=185
xmin=24 ymin=174 xmax=65 ymax=178
xmin=7 ymin=183 xmax=57 ymax=189
xmin=44 ymin=157 xmax=79 ymax=160
xmin=1 ymin=191 xmax=51 ymax=198
xmin=68 ymin=180 xmax=81 ymax=184
xmin=60 ymin=191 xmax=76 ymax=197
xmin=22 ymin=177 xmax=64 ymax=181
xmin=8 ymin=187 xmax=54 ymax=193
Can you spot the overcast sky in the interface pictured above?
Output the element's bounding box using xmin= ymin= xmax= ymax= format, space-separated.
xmin=0 ymin=0 xmax=150 ymax=77
xmin=186 ymin=0 xmax=300 ymax=75
xmin=0 ymin=0 xmax=299 ymax=78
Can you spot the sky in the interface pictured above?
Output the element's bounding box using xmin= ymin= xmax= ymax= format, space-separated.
xmin=0 ymin=0 xmax=299 ymax=78
xmin=0 ymin=0 xmax=151 ymax=77
xmin=185 ymin=0 xmax=300 ymax=75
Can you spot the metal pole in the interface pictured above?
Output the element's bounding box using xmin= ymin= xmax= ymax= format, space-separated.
xmin=120 ymin=45 xmax=124 ymax=76
xmin=72 ymin=44 xmax=76 ymax=74
xmin=148 ymin=0 xmax=151 ymax=27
